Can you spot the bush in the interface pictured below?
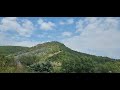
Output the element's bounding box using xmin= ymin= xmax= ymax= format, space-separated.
xmin=19 ymin=55 xmax=38 ymax=66
xmin=29 ymin=61 xmax=53 ymax=73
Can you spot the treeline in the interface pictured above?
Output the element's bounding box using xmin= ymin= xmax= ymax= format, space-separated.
xmin=0 ymin=46 xmax=29 ymax=55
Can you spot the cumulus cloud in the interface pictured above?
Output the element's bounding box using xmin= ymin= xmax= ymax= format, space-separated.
xmin=0 ymin=35 xmax=40 ymax=47
xmin=0 ymin=32 xmax=39 ymax=47
xmin=0 ymin=17 xmax=35 ymax=37
xmin=62 ymin=17 xmax=120 ymax=59
xmin=4 ymin=17 xmax=17 ymax=21
xmin=20 ymin=19 xmax=35 ymax=37
xmin=3 ymin=40 xmax=40 ymax=47
xmin=38 ymin=18 xmax=55 ymax=30
xmin=13 ymin=41 xmax=41 ymax=47
xmin=62 ymin=32 xmax=72 ymax=37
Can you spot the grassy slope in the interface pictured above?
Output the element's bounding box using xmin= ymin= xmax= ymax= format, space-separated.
xmin=0 ymin=46 xmax=29 ymax=55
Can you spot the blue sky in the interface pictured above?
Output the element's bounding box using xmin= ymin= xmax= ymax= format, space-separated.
xmin=0 ymin=17 xmax=120 ymax=59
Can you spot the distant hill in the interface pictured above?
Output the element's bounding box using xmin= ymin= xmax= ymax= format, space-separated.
xmin=0 ymin=46 xmax=29 ymax=55
xmin=0 ymin=41 xmax=120 ymax=73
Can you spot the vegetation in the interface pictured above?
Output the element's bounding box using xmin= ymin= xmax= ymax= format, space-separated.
xmin=0 ymin=41 xmax=120 ymax=73
xmin=29 ymin=61 xmax=53 ymax=73
xmin=0 ymin=46 xmax=29 ymax=55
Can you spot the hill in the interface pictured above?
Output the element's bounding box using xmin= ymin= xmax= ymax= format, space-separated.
xmin=0 ymin=41 xmax=120 ymax=73
xmin=0 ymin=46 xmax=29 ymax=55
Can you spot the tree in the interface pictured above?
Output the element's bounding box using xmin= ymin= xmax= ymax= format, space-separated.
xmin=29 ymin=61 xmax=53 ymax=73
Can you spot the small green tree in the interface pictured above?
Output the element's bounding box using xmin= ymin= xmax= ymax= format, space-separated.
xmin=29 ymin=61 xmax=53 ymax=73
xmin=19 ymin=55 xmax=38 ymax=66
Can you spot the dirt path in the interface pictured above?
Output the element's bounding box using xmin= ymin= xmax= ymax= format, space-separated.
xmin=14 ymin=56 xmax=23 ymax=69
xmin=48 ymin=51 xmax=62 ymax=58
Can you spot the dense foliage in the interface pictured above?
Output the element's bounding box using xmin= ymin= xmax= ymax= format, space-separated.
xmin=29 ymin=61 xmax=53 ymax=73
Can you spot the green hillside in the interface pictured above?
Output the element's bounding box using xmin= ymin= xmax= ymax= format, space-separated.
xmin=0 ymin=41 xmax=120 ymax=73
xmin=0 ymin=46 xmax=29 ymax=55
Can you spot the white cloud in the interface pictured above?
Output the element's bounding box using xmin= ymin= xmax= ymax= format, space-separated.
xmin=60 ymin=18 xmax=74 ymax=25
xmin=4 ymin=40 xmax=40 ymax=47
xmin=0 ymin=31 xmax=39 ymax=47
xmin=0 ymin=17 xmax=20 ymax=31
xmin=62 ymin=17 xmax=120 ymax=59
xmin=38 ymin=19 xmax=55 ymax=30
xmin=62 ymin=32 xmax=72 ymax=37
xmin=13 ymin=41 xmax=41 ymax=47
xmin=19 ymin=19 xmax=35 ymax=37
xmin=0 ymin=17 xmax=35 ymax=37
xmin=4 ymin=17 xmax=17 ymax=21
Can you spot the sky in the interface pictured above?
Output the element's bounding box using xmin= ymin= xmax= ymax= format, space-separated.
xmin=0 ymin=17 xmax=120 ymax=59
